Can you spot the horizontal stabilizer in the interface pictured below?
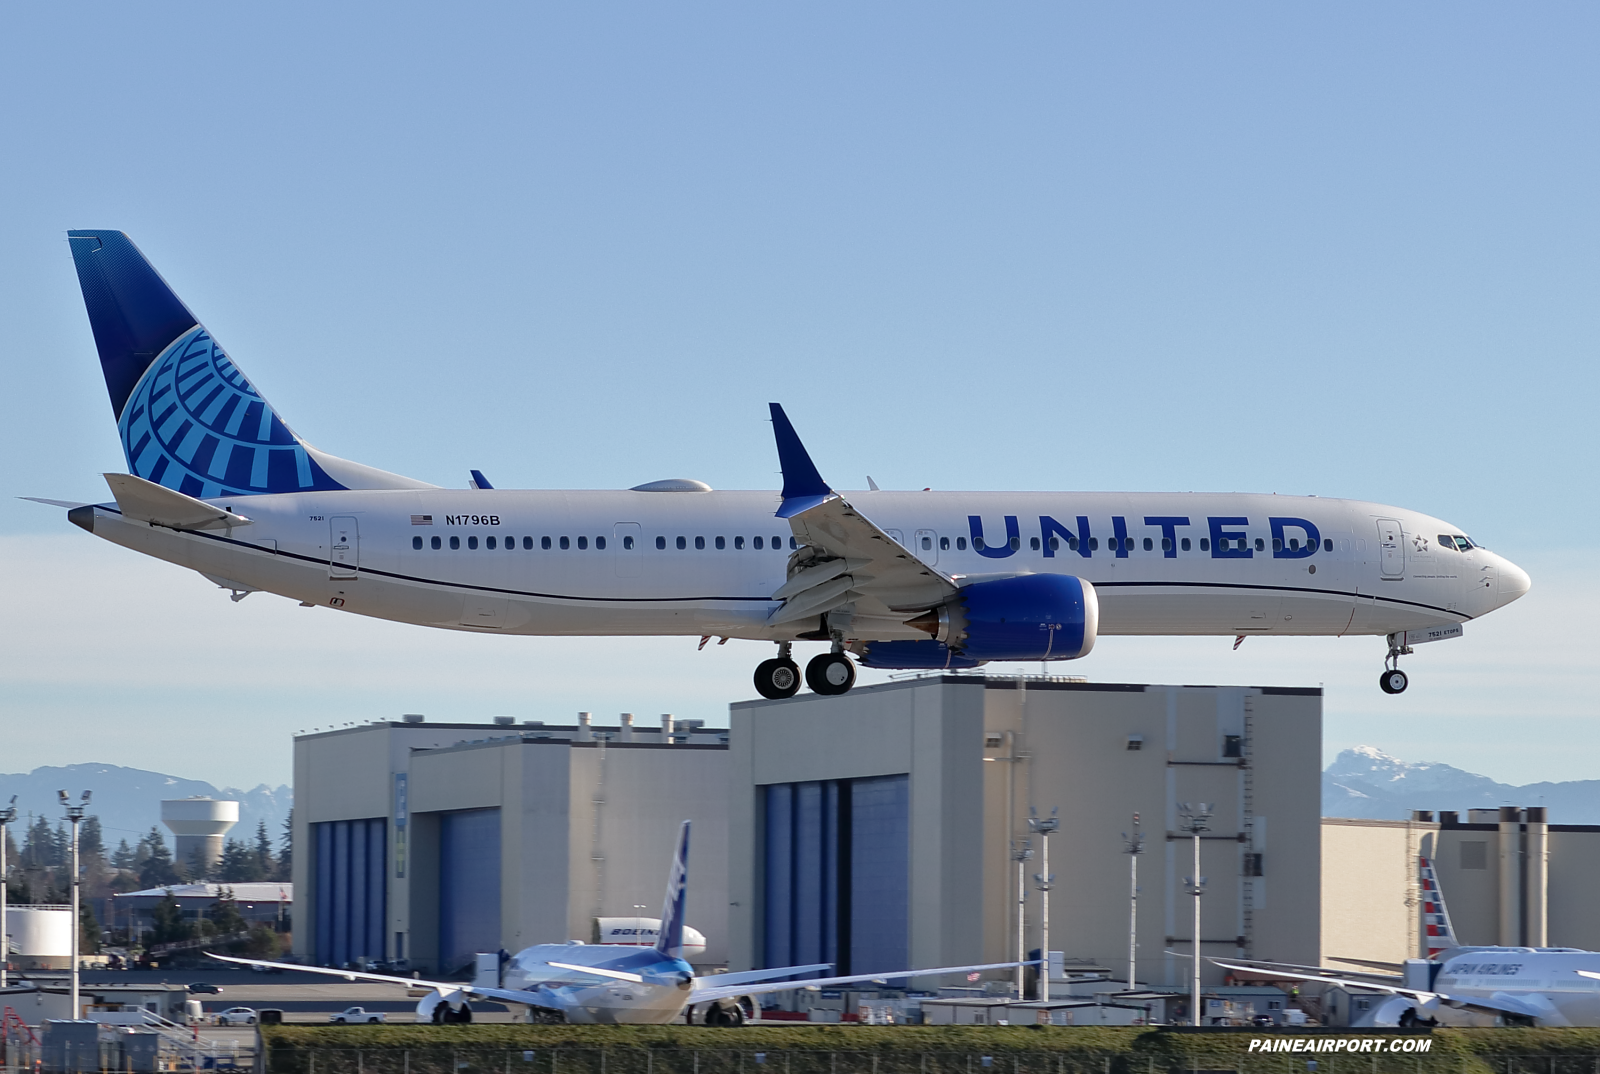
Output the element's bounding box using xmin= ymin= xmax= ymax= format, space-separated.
xmin=104 ymin=473 xmax=252 ymax=530
xmin=543 ymin=962 xmax=645 ymax=984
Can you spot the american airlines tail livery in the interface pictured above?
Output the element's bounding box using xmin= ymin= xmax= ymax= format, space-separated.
xmin=41 ymin=231 xmax=1531 ymax=697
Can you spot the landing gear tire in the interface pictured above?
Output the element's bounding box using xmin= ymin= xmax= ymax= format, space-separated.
xmin=754 ymin=658 xmax=801 ymax=699
xmin=1380 ymin=668 xmax=1409 ymax=695
xmin=806 ymin=652 xmax=857 ymax=696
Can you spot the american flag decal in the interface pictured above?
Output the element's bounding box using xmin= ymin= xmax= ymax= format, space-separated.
xmin=411 ymin=515 xmax=433 ymax=526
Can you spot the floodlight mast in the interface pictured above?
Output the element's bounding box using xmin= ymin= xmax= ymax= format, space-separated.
xmin=1010 ymin=839 xmax=1032 ymax=999
xmin=1028 ymin=807 xmax=1059 ymax=1001
xmin=60 ymin=790 xmax=90 ymax=1018
xmin=1122 ymin=813 xmax=1146 ymax=992
xmin=1178 ymin=802 xmax=1213 ymax=1026
xmin=0 ymin=796 xmax=16 ymax=988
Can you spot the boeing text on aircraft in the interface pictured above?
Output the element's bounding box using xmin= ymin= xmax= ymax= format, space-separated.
xmin=37 ymin=232 xmax=1532 ymax=697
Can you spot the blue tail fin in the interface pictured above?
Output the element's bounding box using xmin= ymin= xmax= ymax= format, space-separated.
xmin=654 ymin=821 xmax=690 ymax=960
xmin=67 ymin=231 xmax=347 ymax=498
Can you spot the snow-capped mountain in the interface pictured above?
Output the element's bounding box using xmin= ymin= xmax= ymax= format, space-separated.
xmin=1323 ymin=746 xmax=1600 ymax=823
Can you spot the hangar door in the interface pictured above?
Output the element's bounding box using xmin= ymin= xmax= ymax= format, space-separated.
xmin=762 ymin=774 xmax=909 ymax=977
xmin=438 ymin=808 xmax=502 ymax=975
xmin=313 ymin=818 xmax=387 ymax=968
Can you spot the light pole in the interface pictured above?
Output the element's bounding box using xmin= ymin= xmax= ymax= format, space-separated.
xmin=60 ymin=790 xmax=91 ymax=1019
xmin=1010 ymin=839 xmax=1032 ymax=999
xmin=1121 ymin=813 xmax=1145 ymax=991
xmin=0 ymin=796 xmax=15 ymax=988
xmin=1028 ymin=808 xmax=1058 ymax=1001
xmin=1178 ymin=802 xmax=1213 ymax=1027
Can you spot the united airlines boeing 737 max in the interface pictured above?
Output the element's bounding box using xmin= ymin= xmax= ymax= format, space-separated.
xmin=38 ymin=231 xmax=1531 ymax=697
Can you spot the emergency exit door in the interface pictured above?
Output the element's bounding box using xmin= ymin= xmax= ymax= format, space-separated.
xmin=1376 ymin=518 xmax=1404 ymax=578
xmin=330 ymin=517 xmax=359 ymax=580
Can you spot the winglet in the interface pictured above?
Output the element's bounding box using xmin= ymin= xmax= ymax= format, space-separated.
xmin=654 ymin=820 xmax=691 ymax=960
xmin=768 ymin=404 xmax=833 ymax=518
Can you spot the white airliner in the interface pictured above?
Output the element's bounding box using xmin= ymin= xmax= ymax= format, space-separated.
xmin=215 ymin=822 xmax=1027 ymax=1025
xmin=1211 ymin=857 xmax=1600 ymax=1027
xmin=41 ymin=231 xmax=1531 ymax=697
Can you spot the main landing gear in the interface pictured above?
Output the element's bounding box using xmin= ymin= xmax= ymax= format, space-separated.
xmin=1380 ymin=635 xmax=1413 ymax=694
xmin=754 ymin=642 xmax=801 ymax=700
xmin=752 ymin=641 xmax=859 ymax=699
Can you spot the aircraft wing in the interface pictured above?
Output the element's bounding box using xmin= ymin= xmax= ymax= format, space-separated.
xmin=1327 ymin=956 xmax=1407 ymax=973
xmin=206 ymin=953 xmax=559 ymax=1012
xmin=694 ymin=964 xmax=834 ymax=990
xmin=1209 ymin=957 xmax=1554 ymax=1022
xmin=690 ymin=960 xmax=1037 ymax=1005
xmin=766 ymin=404 xmax=953 ymax=634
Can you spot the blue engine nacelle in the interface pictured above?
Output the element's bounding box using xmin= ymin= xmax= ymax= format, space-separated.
xmin=858 ymin=574 xmax=1098 ymax=668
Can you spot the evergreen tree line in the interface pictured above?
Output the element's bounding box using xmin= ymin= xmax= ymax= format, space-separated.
xmin=3 ymin=808 xmax=292 ymax=955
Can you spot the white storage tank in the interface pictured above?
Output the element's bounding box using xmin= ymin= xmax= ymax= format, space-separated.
xmin=161 ymin=797 xmax=239 ymax=873
xmin=9 ymin=905 xmax=73 ymax=968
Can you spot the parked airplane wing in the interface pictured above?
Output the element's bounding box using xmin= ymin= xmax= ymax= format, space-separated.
xmin=767 ymin=404 xmax=954 ymax=632
xmin=206 ymin=953 xmax=560 ymax=1012
xmin=690 ymin=960 xmax=1038 ymax=1006
xmin=693 ymin=964 xmax=834 ymax=990
xmin=1209 ymin=957 xmax=1549 ymax=1022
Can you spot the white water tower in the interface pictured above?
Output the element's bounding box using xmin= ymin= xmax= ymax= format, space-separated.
xmin=161 ymin=797 xmax=239 ymax=873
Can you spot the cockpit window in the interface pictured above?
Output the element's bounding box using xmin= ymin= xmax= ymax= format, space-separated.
xmin=1444 ymin=535 xmax=1473 ymax=551
xmin=1438 ymin=534 xmax=1456 ymax=551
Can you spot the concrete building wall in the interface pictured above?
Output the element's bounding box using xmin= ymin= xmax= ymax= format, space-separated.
xmin=730 ymin=677 xmax=1322 ymax=989
xmin=1320 ymin=819 xmax=1430 ymax=967
xmin=294 ymin=720 xmax=729 ymax=970
xmin=1320 ymin=814 xmax=1600 ymax=962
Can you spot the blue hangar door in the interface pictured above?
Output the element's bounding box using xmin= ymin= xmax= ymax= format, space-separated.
xmin=438 ymin=808 xmax=502 ymax=975
xmin=312 ymin=818 xmax=387 ymax=968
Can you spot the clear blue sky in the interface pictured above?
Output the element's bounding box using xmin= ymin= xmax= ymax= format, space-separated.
xmin=1 ymin=4 xmax=1594 ymax=789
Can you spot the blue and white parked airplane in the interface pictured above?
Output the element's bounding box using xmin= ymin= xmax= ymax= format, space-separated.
xmin=39 ymin=231 xmax=1531 ymax=697
xmin=215 ymin=822 xmax=1028 ymax=1025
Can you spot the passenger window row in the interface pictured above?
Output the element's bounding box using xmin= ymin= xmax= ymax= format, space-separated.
xmin=412 ymin=534 xmax=611 ymax=551
xmin=653 ymin=535 xmax=797 ymax=551
xmin=412 ymin=534 xmax=800 ymax=551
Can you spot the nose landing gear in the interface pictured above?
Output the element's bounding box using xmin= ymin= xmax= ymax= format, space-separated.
xmin=1380 ymin=636 xmax=1413 ymax=694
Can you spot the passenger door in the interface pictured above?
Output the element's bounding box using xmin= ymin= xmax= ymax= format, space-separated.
xmin=329 ymin=517 xmax=359 ymax=580
xmin=1376 ymin=518 xmax=1405 ymax=579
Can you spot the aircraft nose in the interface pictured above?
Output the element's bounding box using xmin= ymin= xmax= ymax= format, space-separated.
xmin=1497 ymin=556 xmax=1532 ymax=605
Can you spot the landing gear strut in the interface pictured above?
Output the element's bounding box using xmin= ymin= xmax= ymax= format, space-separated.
xmin=1380 ymin=636 xmax=1412 ymax=694
xmin=754 ymin=642 xmax=801 ymax=700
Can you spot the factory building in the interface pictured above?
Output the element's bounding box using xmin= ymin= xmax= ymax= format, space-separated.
xmin=1322 ymin=808 xmax=1600 ymax=966
xmin=726 ymin=676 xmax=1323 ymax=990
xmin=292 ymin=714 xmax=729 ymax=973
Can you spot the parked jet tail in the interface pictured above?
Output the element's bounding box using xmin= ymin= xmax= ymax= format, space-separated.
xmin=66 ymin=231 xmax=433 ymax=499
xmin=655 ymin=820 xmax=691 ymax=960
xmin=1419 ymin=855 xmax=1459 ymax=959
